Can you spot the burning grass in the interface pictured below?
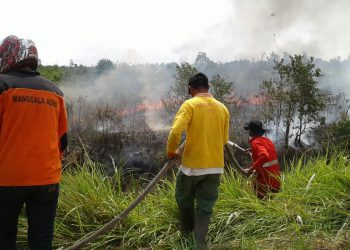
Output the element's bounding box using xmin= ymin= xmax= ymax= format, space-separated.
xmin=17 ymin=151 xmax=350 ymax=249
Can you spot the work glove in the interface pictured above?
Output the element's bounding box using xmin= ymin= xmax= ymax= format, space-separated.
xmin=244 ymin=167 xmax=254 ymax=175
xmin=167 ymin=152 xmax=178 ymax=159
xmin=246 ymin=168 xmax=258 ymax=177
xmin=244 ymin=148 xmax=253 ymax=157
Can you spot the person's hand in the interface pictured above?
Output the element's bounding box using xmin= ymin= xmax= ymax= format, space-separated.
xmin=242 ymin=168 xmax=249 ymax=176
xmin=167 ymin=152 xmax=178 ymax=159
xmin=244 ymin=148 xmax=253 ymax=157
xmin=244 ymin=167 xmax=254 ymax=176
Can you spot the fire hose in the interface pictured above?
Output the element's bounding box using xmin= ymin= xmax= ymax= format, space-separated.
xmin=65 ymin=140 xmax=249 ymax=249
xmin=65 ymin=142 xmax=185 ymax=250
xmin=225 ymin=141 xmax=254 ymax=177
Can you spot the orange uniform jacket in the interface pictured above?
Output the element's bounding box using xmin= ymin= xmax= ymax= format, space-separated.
xmin=250 ymin=136 xmax=280 ymax=190
xmin=0 ymin=71 xmax=68 ymax=186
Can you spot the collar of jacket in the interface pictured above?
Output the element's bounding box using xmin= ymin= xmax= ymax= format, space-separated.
xmin=249 ymin=136 xmax=262 ymax=144
xmin=10 ymin=70 xmax=40 ymax=76
xmin=193 ymin=93 xmax=213 ymax=98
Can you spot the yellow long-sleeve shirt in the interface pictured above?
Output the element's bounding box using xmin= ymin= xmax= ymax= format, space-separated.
xmin=167 ymin=93 xmax=229 ymax=168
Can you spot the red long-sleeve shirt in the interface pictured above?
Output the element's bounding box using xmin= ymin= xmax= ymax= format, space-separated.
xmin=249 ymin=136 xmax=280 ymax=189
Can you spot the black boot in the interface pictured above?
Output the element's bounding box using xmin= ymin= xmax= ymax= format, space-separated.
xmin=194 ymin=213 xmax=210 ymax=250
xmin=178 ymin=207 xmax=195 ymax=235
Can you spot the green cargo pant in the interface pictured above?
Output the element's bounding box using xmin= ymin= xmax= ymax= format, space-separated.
xmin=175 ymin=171 xmax=221 ymax=232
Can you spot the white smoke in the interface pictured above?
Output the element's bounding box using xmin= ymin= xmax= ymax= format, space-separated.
xmin=173 ymin=0 xmax=350 ymax=63
xmin=3 ymin=0 xmax=349 ymax=66
xmin=61 ymin=63 xmax=174 ymax=131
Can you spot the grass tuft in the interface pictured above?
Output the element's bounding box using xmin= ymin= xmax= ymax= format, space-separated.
xmin=16 ymin=151 xmax=350 ymax=249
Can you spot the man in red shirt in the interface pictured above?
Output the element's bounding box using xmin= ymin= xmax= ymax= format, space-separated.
xmin=244 ymin=120 xmax=281 ymax=199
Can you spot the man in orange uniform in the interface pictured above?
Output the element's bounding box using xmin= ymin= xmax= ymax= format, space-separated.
xmin=0 ymin=35 xmax=68 ymax=249
xmin=167 ymin=73 xmax=229 ymax=249
xmin=244 ymin=120 xmax=281 ymax=199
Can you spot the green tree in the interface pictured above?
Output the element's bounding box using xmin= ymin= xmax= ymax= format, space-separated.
xmin=210 ymin=74 xmax=235 ymax=105
xmin=314 ymin=114 xmax=350 ymax=152
xmin=193 ymin=52 xmax=215 ymax=71
xmin=38 ymin=65 xmax=65 ymax=83
xmin=260 ymin=54 xmax=329 ymax=148
xmin=210 ymin=74 xmax=238 ymax=138
xmin=329 ymin=116 xmax=350 ymax=151
xmin=161 ymin=63 xmax=197 ymax=118
xmin=95 ymin=59 xmax=115 ymax=75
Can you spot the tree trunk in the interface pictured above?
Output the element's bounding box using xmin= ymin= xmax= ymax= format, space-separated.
xmin=294 ymin=115 xmax=303 ymax=147
xmin=284 ymin=120 xmax=290 ymax=149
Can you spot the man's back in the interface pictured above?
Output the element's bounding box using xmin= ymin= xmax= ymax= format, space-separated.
xmin=0 ymin=34 xmax=68 ymax=250
xmin=0 ymin=71 xmax=67 ymax=186
xmin=181 ymin=94 xmax=229 ymax=168
xmin=250 ymin=136 xmax=280 ymax=188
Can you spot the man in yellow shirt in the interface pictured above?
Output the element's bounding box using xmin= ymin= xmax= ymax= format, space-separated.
xmin=167 ymin=72 xmax=229 ymax=249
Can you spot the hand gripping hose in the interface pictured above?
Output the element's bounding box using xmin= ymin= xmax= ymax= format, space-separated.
xmin=224 ymin=141 xmax=250 ymax=177
xmin=65 ymin=142 xmax=185 ymax=250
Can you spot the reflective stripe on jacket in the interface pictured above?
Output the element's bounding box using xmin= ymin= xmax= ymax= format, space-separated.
xmin=262 ymin=159 xmax=278 ymax=168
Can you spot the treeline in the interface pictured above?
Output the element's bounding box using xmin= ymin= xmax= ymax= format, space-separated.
xmin=38 ymin=52 xmax=350 ymax=98
xmin=38 ymin=53 xmax=350 ymax=173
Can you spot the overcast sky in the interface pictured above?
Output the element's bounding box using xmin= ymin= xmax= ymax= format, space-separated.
xmin=1 ymin=0 xmax=349 ymax=66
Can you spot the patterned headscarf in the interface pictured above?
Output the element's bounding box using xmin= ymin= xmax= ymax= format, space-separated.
xmin=0 ymin=35 xmax=38 ymax=73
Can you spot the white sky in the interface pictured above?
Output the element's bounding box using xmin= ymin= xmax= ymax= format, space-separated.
xmin=1 ymin=0 xmax=349 ymax=66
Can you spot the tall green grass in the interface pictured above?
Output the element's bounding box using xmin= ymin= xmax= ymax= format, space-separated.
xmin=18 ymin=152 xmax=350 ymax=249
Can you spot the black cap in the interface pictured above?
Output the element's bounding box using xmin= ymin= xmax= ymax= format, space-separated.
xmin=244 ymin=120 xmax=265 ymax=135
